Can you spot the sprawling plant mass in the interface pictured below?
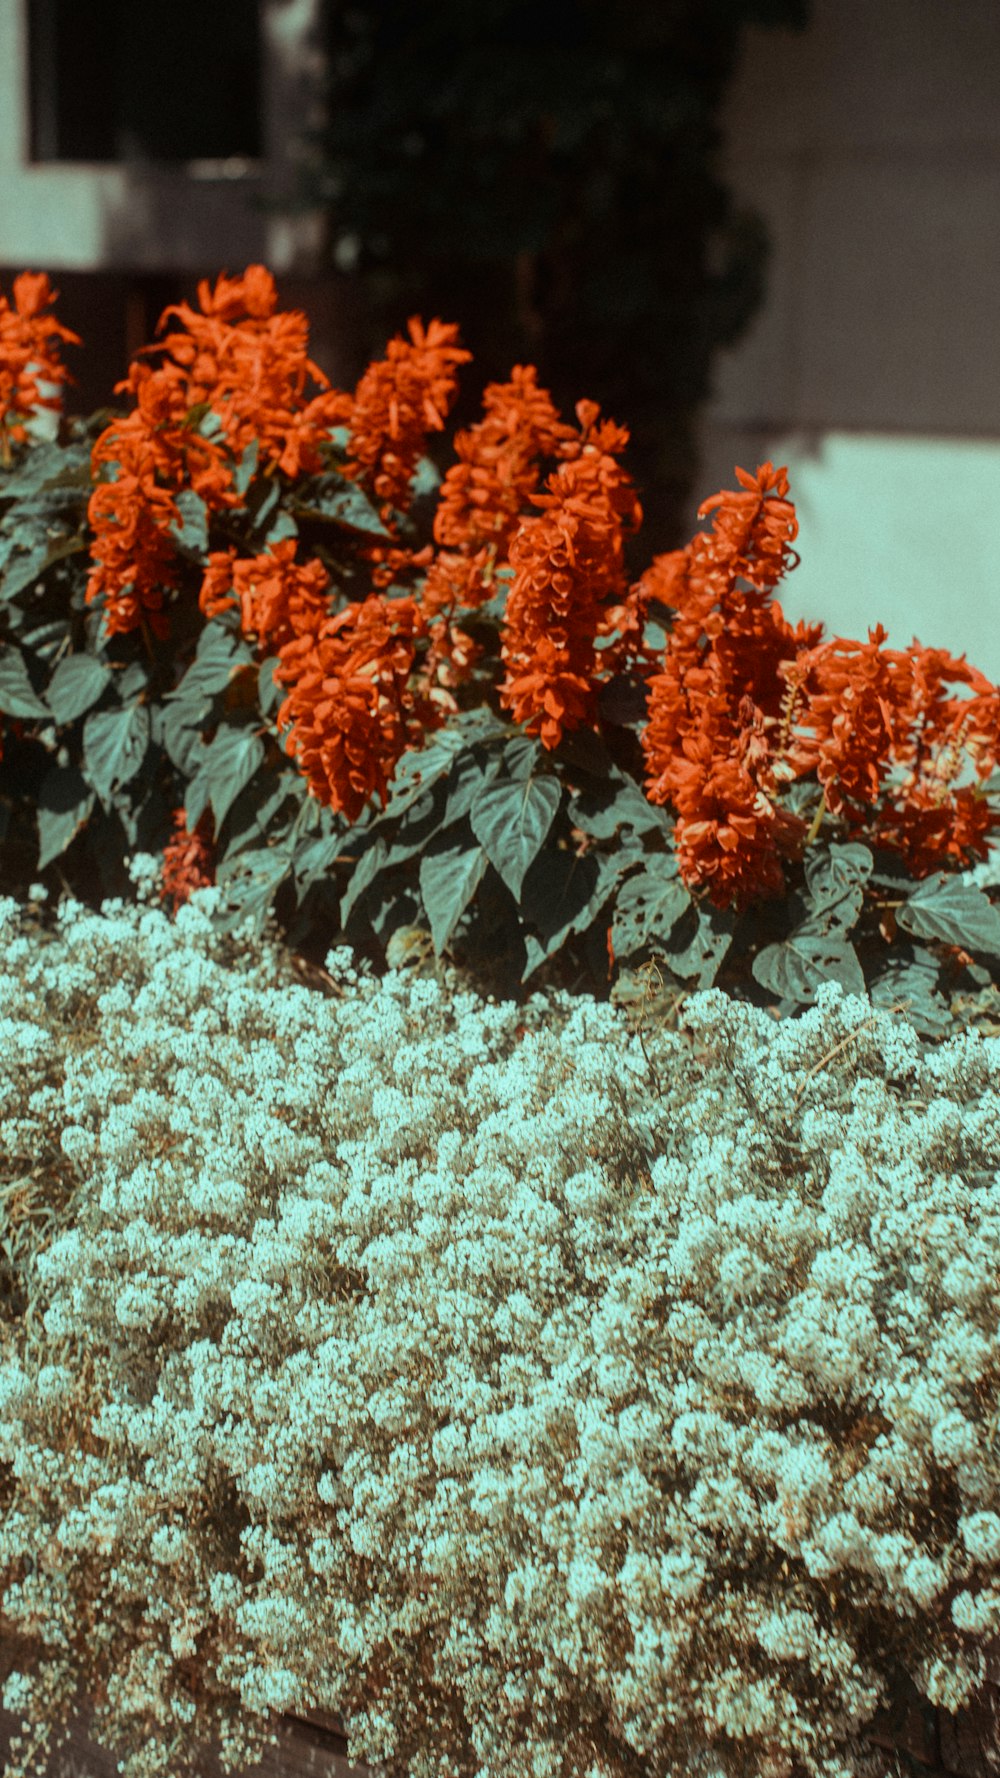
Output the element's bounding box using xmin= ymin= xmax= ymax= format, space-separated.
xmin=2 ymin=266 xmax=1000 ymax=1039
xmin=0 ymin=884 xmax=999 ymax=1778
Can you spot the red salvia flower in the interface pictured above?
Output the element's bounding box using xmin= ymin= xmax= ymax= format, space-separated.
xmin=272 ymin=593 xmax=450 ymax=822
xmin=0 ymin=272 xmax=79 ymax=454
xmin=159 ymin=807 xmax=216 ymax=912
xmin=87 ymin=266 xmax=345 ymax=641
xmin=641 ymin=460 xmax=1000 ymax=905
xmin=413 ymin=364 xmax=582 ymax=699
xmin=779 ymin=630 xmax=1000 ymax=872
xmin=330 ymin=317 xmax=471 ymax=521
xmin=199 ymin=539 xmax=334 ymax=656
xmin=423 ymin=364 xmax=578 ymax=613
xmin=498 ymin=401 xmax=642 ymax=749
xmin=147 ymin=264 xmax=344 ymax=478
xmin=640 ymin=462 xmax=824 ymax=907
xmin=86 ymin=437 xmax=185 ymax=642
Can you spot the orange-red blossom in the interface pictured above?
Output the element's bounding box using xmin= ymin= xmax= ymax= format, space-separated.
xmin=86 ymin=265 xmax=346 ymax=640
xmin=159 ymin=806 xmax=216 ymax=913
xmin=639 ymin=463 xmax=1000 ymax=909
xmin=0 ymin=272 xmax=79 ymax=459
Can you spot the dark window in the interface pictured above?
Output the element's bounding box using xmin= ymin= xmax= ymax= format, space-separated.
xmin=28 ymin=0 xmax=262 ymax=163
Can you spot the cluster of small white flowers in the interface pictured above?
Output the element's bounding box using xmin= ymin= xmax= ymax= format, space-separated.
xmin=1 ymin=871 xmax=1000 ymax=1778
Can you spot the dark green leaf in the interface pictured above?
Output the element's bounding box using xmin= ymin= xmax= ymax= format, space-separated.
xmin=867 ymin=948 xmax=953 ymax=1040
xmin=249 ymin=479 xmax=281 ymax=537
xmin=751 ymin=929 xmax=866 ymax=1004
xmin=468 ymin=773 xmax=562 ymax=900
xmin=520 ymin=846 xmax=621 ymax=981
xmin=170 ymin=489 xmax=209 ymax=560
xmin=0 ymin=441 xmax=88 ymax=499
xmin=569 ymin=775 xmax=673 ymax=843
xmin=117 ymin=660 xmax=149 ymax=702
xmin=610 ymin=857 xmax=690 ymax=963
xmin=803 ymin=841 xmax=874 ymax=898
xmin=440 ymin=748 xmax=503 ymax=826
xmin=115 ymin=773 xmax=169 ymax=854
xmin=340 ymin=834 xmax=389 ymax=925
xmin=373 ymin=785 xmax=450 ymax=872
xmin=220 ymin=770 xmax=304 ymax=864
xmin=501 ymin=733 xmax=542 ymax=779
xmin=293 ymin=832 xmax=347 ymax=896
xmin=45 ymin=654 xmax=112 ymax=726
xmin=410 ymin=455 xmax=441 ymax=499
xmin=164 ymin=622 xmax=253 ymax=704
xmin=196 ymin=726 xmax=266 ymax=831
xmin=294 ymin=474 xmax=392 ymax=537
xmin=14 ymin=618 xmax=72 ymax=663
xmin=1 ymin=543 xmax=52 ymax=603
xmin=82 ymin=703 xmax=150 ymax=804
xmin=209 ymin=844 xmax=293 ymax=937
xmin=419 ymin=830 xmax=490 ymax=955
xmin=0 ymin=646 xmax=51 ymax=719
xmin=36 ymin=765 xmax=95 ymax=869
xmin=161 ymin=701 xmax=211 ymax=777
xmin=232 ymin=438 xmax=260 ymax=497
xmin=376 ymin=718 xmax=494 ymax=822
xmin=258 ymin=656 xmax=283 ymax=716
xmin=263 ymin=509 xmax=299 ymax=547
xmin=184 ymin=773 xmax=212 ymax=834
xmin=897 ymin=871 xmax=1000 ymax=960
xmin=798 ymin=881 xmax=865 ymax=937
xmin=659 ymin=900 xmax=737 ymax=990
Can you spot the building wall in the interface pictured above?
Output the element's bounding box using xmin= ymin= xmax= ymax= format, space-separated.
xmin=0 ymin=0 xmax=361 ymax=412
xmin=694 ymin=0 xmax=1000 ymax=687
xmin=0 ymin=0 xmax=327 ymax=273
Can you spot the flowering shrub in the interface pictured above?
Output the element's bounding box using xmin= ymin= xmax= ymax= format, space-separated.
xmin=2 ymin=882 xmax=1000 ymax=1778
xmin=2 ymin=266 xmax=1000 ymax=1034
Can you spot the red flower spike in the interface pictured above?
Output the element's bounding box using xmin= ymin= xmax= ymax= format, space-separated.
xmin=0 ymin=271 xmax=80 ymax=449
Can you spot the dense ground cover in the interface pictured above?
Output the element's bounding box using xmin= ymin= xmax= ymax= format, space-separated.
xmin=1 ymin=860 xmax=1000 ymax=1778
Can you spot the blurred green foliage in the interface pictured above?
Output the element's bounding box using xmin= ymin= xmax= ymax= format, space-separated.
xmin=302 ymin=0 xmax=811 ymax=558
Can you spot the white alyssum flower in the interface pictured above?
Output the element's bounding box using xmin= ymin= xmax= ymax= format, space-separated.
xmin=1 ymin=884 xmax=1000 ymax=1778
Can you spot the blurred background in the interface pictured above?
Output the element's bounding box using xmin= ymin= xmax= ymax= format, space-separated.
xmin=2 ymin=0 xmax=999 ymax=678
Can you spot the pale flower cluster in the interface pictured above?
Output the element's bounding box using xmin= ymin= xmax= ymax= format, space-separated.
xmin=1 ymin=858 xmax=999 ymax=1778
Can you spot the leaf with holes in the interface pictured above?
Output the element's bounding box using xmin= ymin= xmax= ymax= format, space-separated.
xmin=897 ymin=871 xmax=1000 ymax=961
xmin=867 ymin=949 xmax=953 ymax=1040
xmin=610 ymin=857 xmax=692 ymax=966
xmin=752 ymin=928 xmax=866 ymax=1005
xmin=660 ymin=899 xmax=737 ymax=989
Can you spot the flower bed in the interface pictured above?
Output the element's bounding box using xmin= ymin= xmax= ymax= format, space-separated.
xmin=2 ymin=877 xmax=1000 ymax=1778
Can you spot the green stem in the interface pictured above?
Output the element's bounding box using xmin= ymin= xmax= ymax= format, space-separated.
xmin=803 ymin=796 xmax=827 ymax=848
